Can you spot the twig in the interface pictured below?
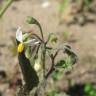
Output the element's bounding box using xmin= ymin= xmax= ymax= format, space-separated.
xmin=45 ymin=50 xmax=59 ymax=79
xmin=0 ymin=0 xmax=13 ymax=18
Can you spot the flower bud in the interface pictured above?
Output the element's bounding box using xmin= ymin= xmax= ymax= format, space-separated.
xmin=50 ymin=35 xmax=58 ymax=45
xmin=34 ymin=59 xmax=42 ymax=72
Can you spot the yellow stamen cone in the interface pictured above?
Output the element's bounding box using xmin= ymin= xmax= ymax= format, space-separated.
xmin=18 ymin=43 xmax=24 ymax=53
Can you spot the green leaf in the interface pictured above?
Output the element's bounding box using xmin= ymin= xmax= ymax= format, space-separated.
xmin=47 ymin=90 xmax=56 ymax=96
xmin=23 ymin=32 xmax=30 ymax=42
xmin=94 ymin=92 xmax=96 ymax=96
xmin=59 ymin=0 xmax=70 ymax=16
xmin=50 ymin=34 xmax=58 ymax=44
xmin=55 ymin=60 xmax=65 ymax=68
xmin=25 ymin=47 xmax=31 ymax=59
xmin=51 ymin=70 xmax=62 ymax=81
xmin=55 ymin=56 xmax=73 ymax=69
xmin=89 ymin=90 xmax=96 ymax=96
xmin=84 ymin=84 xmax=93 ymax=93
xmin=47 ymin=90 xmax=61 ymax=96
xmin=64 ymin=56 xmax=73 ymax=69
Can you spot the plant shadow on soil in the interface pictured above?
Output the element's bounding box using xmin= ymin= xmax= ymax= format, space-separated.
xmin=66 ymin=84 xmax=86 ymax=96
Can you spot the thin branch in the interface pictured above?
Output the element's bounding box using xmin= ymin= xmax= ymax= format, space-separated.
xmin=45 ymin=50 xmax=59 ymax=79
xmin=0 ymin=0 xmax=13 ymax=18
xmin=45 ymin=33 xmax=53 ymax=44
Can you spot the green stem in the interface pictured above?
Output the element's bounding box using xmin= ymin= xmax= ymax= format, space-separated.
xmin=27 ymin=16 xmax=45 ymax=41
xmin=0 ymin=0 xmax=13 ymax=18
xmin=36 ymin=20 xmax=44 ymax=41
xmin=42 ymin=43 xmax=46 ymax=78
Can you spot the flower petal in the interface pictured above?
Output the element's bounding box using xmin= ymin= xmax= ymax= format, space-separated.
xmin=24 ymin=39 xmax=40 ymax=46
xmin=24 ymin=39 xmax=36 ymax=44
xmin=16 ymin=27 xmax=23 ymax=42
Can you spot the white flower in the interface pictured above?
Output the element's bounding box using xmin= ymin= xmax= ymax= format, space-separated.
xmin=16 ymin=27 xmax=40 ymax=53
xmin=16 ymin=27 xmax=23 ymax=43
